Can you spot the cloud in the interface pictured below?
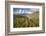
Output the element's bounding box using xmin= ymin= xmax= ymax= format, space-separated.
xmin=13 ymin=8 xmax=39 ymax=15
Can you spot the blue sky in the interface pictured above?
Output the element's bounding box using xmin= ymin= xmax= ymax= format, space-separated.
xmin=13 ymin=8 xmax=32 ymax=12
xmin=13 ymin=8 xmax=39 ymax=15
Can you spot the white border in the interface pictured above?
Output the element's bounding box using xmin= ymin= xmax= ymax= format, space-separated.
xmin=10 ymin=5 xmax=42 ymax=32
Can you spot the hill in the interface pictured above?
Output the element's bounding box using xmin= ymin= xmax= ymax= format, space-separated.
xmin=13 ymin=11 xmax=39 ymax=28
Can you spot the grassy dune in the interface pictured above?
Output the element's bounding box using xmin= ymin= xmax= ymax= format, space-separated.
xmin=13 ymin=12 xmax=39 ymax=28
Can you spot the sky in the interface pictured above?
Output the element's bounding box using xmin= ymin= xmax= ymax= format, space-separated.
xmin=13 ymin=8 xmax=39 ymax=15
xmin=13 ymin=8 xmax=32 ymax=12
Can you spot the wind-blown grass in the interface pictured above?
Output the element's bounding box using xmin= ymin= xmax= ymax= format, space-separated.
xmin=13 ymin=12 xmax=39 ymax=28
